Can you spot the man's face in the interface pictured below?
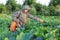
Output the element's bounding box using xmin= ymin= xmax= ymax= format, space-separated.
xmin=24 ymin=9 xmax=29 ymax=13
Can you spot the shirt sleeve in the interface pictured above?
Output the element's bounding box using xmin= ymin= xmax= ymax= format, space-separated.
xmin=28 ymin=13 xmax=43 ymax=22
xmin=12 ymin=11 xmax=20 ymax=23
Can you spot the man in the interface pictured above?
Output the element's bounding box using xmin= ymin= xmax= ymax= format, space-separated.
xmin=10 ymin=5 xmax=45 ymax=32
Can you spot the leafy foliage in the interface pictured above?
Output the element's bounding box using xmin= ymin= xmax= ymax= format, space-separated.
xmin=0 ymin=14 xmax=11 ymax=40
xmin=0 ymin=4 xmax=6 ymax=13
xmin=49 ymin=0 xmax=60 ymax=6
xmin=16 ymin=29 xmax=34 ymax=40
xmin=0 ymin=14 xmax=60 ymax=40
xmin=6 ymin=0 xmax=16 ymax=11
xmin=23 ymin=0 xmax=36 ymax=6
xmin=6 ymin=0 xmax=22 ymax=12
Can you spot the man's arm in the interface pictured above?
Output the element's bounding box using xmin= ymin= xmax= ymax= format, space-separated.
xmin=10 ymin=11 xmax=21 ymax=32
xmin=28 ymin=13 xmax=44 ymax=23
xmin=12 ymin=11 xmax=20 ymax=23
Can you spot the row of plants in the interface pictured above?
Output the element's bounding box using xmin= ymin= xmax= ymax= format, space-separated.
xmin=0 ymin=14 xmax=60 ymax=40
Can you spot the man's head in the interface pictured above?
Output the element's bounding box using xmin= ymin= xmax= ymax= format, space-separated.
xmin=22 ymin=5 xmax=30 ymax=13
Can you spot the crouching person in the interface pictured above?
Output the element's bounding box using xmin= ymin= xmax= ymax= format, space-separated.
xmin=10 ymin=5 xmax=45 ymax=32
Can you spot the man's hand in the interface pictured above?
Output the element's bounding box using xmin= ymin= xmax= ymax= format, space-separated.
xmin=40 ymin=20 xmax=45 ymax=23
xmin=37 ymin=18 xmax=44 ymax=23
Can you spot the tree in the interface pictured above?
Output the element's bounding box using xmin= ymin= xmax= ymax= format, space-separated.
xmin=30 ymin=7 xmax=37 ymax=15
xmin=34 ymin=3 xmax=42 ymax=13
xmin=0 ymin=4 xmax=6 ymax=13
xmin=6 ymin=0 xmax=16 ymax=11
xmin=49 ymin=0 xmax=60 ymax=6
xmin=15 ymin=4 xmax=22 ymax=11
xmin=49 ymin=0 xmax=60 ymax=16
xmin=23 ymin=0 xmax=36 ymax=6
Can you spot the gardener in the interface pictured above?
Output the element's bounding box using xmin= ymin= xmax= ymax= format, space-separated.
xmin=10 ymin=5 xmax=45 ymax=32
